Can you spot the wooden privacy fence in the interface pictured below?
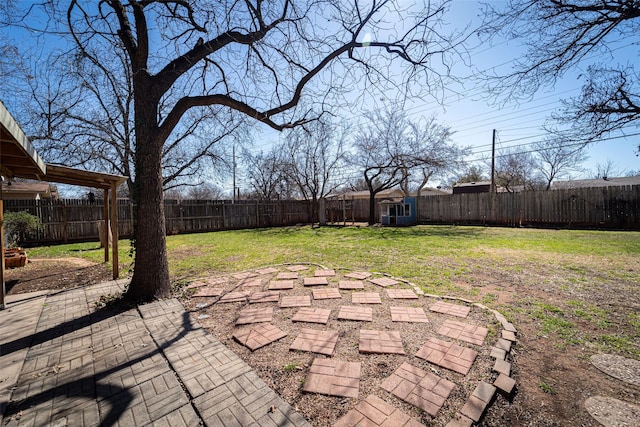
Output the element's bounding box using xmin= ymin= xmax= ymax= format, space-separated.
xmin=3 ymin=199 xmax=312 ymax=245
xmin=325 ymin=185 xmax=640 ymax=229
xmin=3 ymin=185 xmax=638 ymax=245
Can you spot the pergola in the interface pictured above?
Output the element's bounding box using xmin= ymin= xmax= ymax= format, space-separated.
xmin=0 ymin=101 xmax=128 ymax=309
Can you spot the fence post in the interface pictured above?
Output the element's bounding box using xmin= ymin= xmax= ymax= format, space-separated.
xmin=62 ymin=199 xmax=68 ymax=243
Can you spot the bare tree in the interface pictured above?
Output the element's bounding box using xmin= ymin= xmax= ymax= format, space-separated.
xmin=534 ymin=139 xmax=588 ymax=190
xmin=480 ymin=1 xmax=640 ymax=152
xmin=10 ymin=0 xmax=469 ymax=302
xmin=592 ymin=159 xmax=622 ymax=179
xmin=243 ymin=148 xmax=291 ymax=200
xmin=493 ymin=148 xmax=541 ymax=192
xmin=281 ymin=120 xmax=348 ymax=221
xmin=351 ymin=109 xmax=464 ymax=224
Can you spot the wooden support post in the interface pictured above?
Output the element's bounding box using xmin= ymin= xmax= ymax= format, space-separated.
xmin=0 ymin=199 xmax=6 ymax=310
xmin=103 ymin=188 xmax=109 ymax=262
xmin=111 ymin=184 xmax=119 ymax=279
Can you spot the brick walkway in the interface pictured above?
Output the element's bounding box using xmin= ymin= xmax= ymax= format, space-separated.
xmin=0 ymin=281 xmax=309 ymax=427
xmin=1 ymin=265 xmax=519 ymax=427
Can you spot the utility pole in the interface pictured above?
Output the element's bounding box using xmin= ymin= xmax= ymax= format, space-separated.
xmin=232 ymin=145 xmax=236 ymax=203
xmin=490 ymin=129 xmax=496 ymax=194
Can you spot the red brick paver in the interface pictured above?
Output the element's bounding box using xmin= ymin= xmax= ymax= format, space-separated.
xmin=233 ymin=324 xmax=287 ymax=351
xmin=249 ymin=290 xmax=280 ymax=303
xmin=386 ymin=289 xmax=418 ymax=299
xmin=337 ymin=306 xmax=373 ymax=322
xmin=292 ymin=308 xmax=332 ymax=324
xmin=280 ymin=295 xmax=312 ymax=308
xmin=241 ymin=278 xmax=264 ymax=288
xmin=233 ymin=272 xmax=258 ymax=280
xmin=460 ymin=382 xmax=496 ymax=422
xmin=352 ymin=292 xmax=382 ymax=304
xmin=359 ymin=329 xmax=404 ymax=354
xmin=256 ymin=267 xmax=278 ymax=275
xmin=277 ymin=272 xmax=299 ymax=280
xmin=429 ymin=301 xmax=471 ymax=318
xmin=304 ymin=277 xmax=329 ymax=286
xmin=290 ymin=328 xmax=339 ymax=356
xmin=416 ymin=337 xmax=478 ymax=375
xmin=333 ymin=394 xmax=423 ymax=427
xmin=315 ymin=269 xmax=336 ymax=277
xmin=302 ymin=358 xmax=360 ymax=398
xmin=287 ymin=265 xmax=309 ymax=272
xmin=187 ymin=276 xmax=228 ymax=289
xmin=192 ymin=287 xmax=224 ymax=297
xmin=312 ymin=288 xmax=342 ymax=300
xmin=369 ymin=277 xmax=399 ymax=287
xmin=438 ymin=320 xmax=488 ymax=346
xmin=338 ymin=280 xmax=364 ymax=290
xmin=345 ymin=271 xmax=372 ymax=280
xmin=381 ymin=362 xmax=456 ymax=417
xmin=390 ymin=306 xmax=429 ymax=323
xmin=218 ymin=291 xmax=250 ymax=303
xmin=236 ymin=307 xmax=273 ymax=325
xmin=268 ymin=280 xmax=295 ymax=290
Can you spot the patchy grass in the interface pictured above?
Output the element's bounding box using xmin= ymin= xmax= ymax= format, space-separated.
xmin=27 ymin=225 xmax=640 ymax=358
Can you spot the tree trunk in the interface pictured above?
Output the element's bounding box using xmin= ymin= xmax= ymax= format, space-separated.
xmin=368 ymin=193 xmax=377 ymax=225
xmin=125 ymin=99 xmax=171 ymax=302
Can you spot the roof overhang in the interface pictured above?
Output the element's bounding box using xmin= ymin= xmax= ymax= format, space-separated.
xmin=1 ymin=100 xmax=127 ymax=191
xmin=0 ymin=101 xmax=47 ymax=180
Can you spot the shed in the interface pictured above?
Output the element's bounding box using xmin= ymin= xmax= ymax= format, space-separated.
xmin=0 ymin=100 xmax=127 ymax=309
xmin=379 ymin=197 xmax=417 ymax=226
xmin=453 ymin=181 xmax=491 ymax=194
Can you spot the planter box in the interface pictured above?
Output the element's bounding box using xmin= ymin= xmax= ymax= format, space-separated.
xmin=4 ymin=248 xmax=28 ymax=269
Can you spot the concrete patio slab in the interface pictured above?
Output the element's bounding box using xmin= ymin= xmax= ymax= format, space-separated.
xmin=312 ymin=288 xmax=342 ymax=300
xmin=338 ymin=280 xmax=364 ymax=290
xmin=286 ymin=265 xmax=309 ymax=272
xmin=337 ymin=306 xmax=373 ymax=322
xmin=192 ymin=287 xmax=224 ymax=297
xmin=289 ymin=328 xmax=339 ymax=356
xmin=249 ymin=290 xmax=280 ymax=303
xmin=236 ymin=307 xmax=273 ymax=325
xmin=381 ymin=362 xmax=456 ymax=417
xmin=369 ymin=277 xmax=399 ymax=287
xmin=292 ymin=308 xmax=332 ymax=324
xmin=429 ymin=301 xmax=471 ymax=318
xmin=416 ymin=337 xmax=478 ymax=375
xmin=280 ymin=295 xmax=312 ymax=308
xmin=314 ymin=269 xmax=336 ymax=277
xmin=333 ymin=394 xmax=423 ymax=427
xmin=304 ymin=277 xmax=329 ymax=286
xmin=268 ymin=280 xmax=295 ymax=290
xmin=386 ymin=289 xmax=418 ymax=299
xmin=351 ymin=292 xmax=381 ymax=304
xmin=438 ymin=320 xmax=488 ymax=346
xmin=302 ymin=358 xmax=360 ymax=398
xmin=233 ymin=324 xmax=287 ymax=351
xmin=277 ymin=272 xmax=299 ymax=280
xmin=359 ymin=329 xmax=405 ymax=355
xmin=218 ymin=291 xmax=250 ymax=303
xmin=390 ymin=306 xmax=429 ymax=323
xmin=344 ymin=272 xmax=372 ymax=280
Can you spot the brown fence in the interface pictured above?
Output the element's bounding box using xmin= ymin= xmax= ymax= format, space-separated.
xmin=3 ymin=199 xmax=312 ymax=245
xmin=4 ymin=185 xmax=639 ymax=246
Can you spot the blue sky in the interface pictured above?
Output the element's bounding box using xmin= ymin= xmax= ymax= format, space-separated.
xmin=248 ymin=1 xmax=639 ymax=190
xmin=2 ymin=1 xmax=638 ymax=196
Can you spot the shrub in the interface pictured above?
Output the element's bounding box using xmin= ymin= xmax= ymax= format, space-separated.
xmin=3 ymin=211 xmax=41 ymax=247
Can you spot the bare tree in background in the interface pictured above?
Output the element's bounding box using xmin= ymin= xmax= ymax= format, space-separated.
xmin=534 ymin=139 xmax=588 ymax=190
xmin=480 ymin=1 xmax=640 ymax=153
xmin=493 ymin=148 xmax=541 ymax=192
xmin=281 ymin=120 xmax=348 ymax=221
xmin=243 ymin=148 xmax=292 ymax=200
xmin=6 ymin=0 xmax=469 ymax=302
xmin=352 ymin=109 xmax=465 ymax=224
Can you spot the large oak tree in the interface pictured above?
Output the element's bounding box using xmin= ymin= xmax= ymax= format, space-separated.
xmin=13 ymin=0 xmax=468 ymax=302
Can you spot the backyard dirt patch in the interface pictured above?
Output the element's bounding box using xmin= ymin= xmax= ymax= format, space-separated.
xmin=4 ymin=257 xmax=112 ymax=295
